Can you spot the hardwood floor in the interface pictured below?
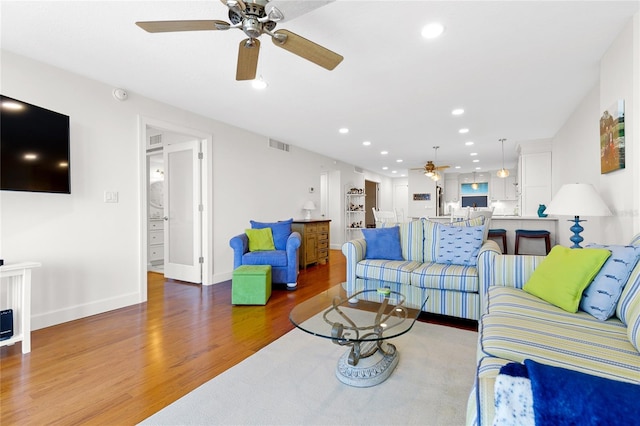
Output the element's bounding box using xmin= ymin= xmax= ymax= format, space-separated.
xmin=0 ymin=250 xmax=475 ymax=424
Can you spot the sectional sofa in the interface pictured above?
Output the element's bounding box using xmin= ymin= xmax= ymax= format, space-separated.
xmin=467 ymin=234 xmax=640 ymax=425
xmin=342 ymin=218 xmax=501 ymax=320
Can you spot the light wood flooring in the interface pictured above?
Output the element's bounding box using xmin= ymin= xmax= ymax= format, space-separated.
xmin=1 ymin=250 xmax=475 ymax=425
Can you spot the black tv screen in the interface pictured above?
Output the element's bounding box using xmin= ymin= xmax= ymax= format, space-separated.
xmin=1 ymin=95 xmax=70 ymax=193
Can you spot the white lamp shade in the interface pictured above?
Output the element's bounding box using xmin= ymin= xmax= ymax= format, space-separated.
xmin=545 ymin=183 xmax=612 ymax=217
xmin=302 ymin=201 xmax=317 ymax=211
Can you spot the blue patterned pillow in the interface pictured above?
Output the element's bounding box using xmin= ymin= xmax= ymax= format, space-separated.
xmin=362 ymin=226 xmax=403 ymax=260
xmin=436 ymin=224 xmax=484 ymax=266
xmin=579 ymin=244 xmax=640 ymax=321
xmin=250 ymin=218 xmax=293 ymax=251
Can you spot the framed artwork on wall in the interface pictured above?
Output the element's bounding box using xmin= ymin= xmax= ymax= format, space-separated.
xmin=413 ymin=193 xmax=431 ymax=201
xmin=600 ymin=99 xmax=625 ymax=174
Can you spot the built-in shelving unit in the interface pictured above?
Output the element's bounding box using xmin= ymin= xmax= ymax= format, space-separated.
xmin=345 ymin=187 xmax=366 ymax=241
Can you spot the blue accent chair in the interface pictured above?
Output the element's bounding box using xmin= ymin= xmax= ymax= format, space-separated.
xmin=229 ymin=219 xmax=301 ymax=289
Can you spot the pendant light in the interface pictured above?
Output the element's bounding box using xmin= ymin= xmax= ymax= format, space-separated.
xmin=497 ymin=138 xmax=510 ymax=178
xmin=471 ymin=171 xmax=479 ymax=190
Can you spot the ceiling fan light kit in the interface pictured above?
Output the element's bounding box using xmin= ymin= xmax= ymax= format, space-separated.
xmin=411 ymin=146 xmax=450 ymax=180
xmin=136 ymin=0 xmax=343 ymax=81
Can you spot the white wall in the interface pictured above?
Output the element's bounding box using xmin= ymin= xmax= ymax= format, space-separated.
xmin=407 ymin=170 xmax=438 ymax=218
xmin=551 ymin=13 xmax=640 ymax=245
xmin=0 ymin=51 xmax=392 ymax=329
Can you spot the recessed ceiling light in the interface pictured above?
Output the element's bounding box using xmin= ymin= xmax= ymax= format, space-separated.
xmin=421 ymin=22 xmax=445 ymax=39
xmin=455 ymin=166 xmax=461 ymax=169
xmin=382 ymin=166 xmax=389 ymax=170
xmin=459 ymin=128 xmax=469 ymax=134
xmin=451 ymin=108 xmax=464 ymax=116
xmin=362 ymin=141 xmax=371 ymax=146
xmin=392 ymin=170 xmax=397 ymax=174
xmin=339 ymin=128 xmax=349 ymax=134
xmin=476 ymin=167 xmax=482 ymax=170
xmin=473 ymin=159 xmax=479 ymax=163
xmin=470 ymin=152 xmax=478 ymax=156
xmin=396 ymin=159 xmax=403 ymax=163
xmin=465 ymin=141 xmax=474 ymax=146
xmin=380 ymin=151 xmax=388 ymax=155
xmin=24 ymin=153 xmax=38 ymax=160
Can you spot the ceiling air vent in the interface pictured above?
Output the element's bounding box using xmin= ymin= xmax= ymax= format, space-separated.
xmin=149 ymin=134 xmax=163 ymax=148
xmin=268 ymin=138 xmax=290 ymax=152
xmin=354 ymin=166 xmax=364 ymax=174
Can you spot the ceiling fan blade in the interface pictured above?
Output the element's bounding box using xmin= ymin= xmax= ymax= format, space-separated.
xmin=136 ymin=20 xmax=230 ymax=33
xmin=271 ymin=29 xmax=343 ymax=71
xmin=236 ymin=38 xmax=260 ymax=81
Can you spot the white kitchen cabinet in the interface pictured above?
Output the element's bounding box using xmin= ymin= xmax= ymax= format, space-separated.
xmin=490 ymin=173 xmax=518 ymax=201
xmin=444 ymin=176 xmax=459 ymax=202
xmin=519 ymin=150 xmax=552 ymax=217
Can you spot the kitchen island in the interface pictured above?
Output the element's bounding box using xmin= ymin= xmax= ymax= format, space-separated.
xmin=427 ymin=215 xmax=559 ymax=255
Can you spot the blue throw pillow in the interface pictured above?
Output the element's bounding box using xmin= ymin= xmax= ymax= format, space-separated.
xmin=579 ymin=244 xmax=640 ymax=320
xmin=361 ymin=226 xmax=403 ymax=260
xmin=250 ymin=218 xmax=293 ymax=251
xmin=436 ymin=224 xmax=484 ymax=266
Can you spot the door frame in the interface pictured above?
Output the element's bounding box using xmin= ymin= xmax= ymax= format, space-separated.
xmin=138 ymin=116 xmax=214 ymax=302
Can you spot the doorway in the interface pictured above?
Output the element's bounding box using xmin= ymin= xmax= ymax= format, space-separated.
xmin=139 ymin=117 xmax=214 ymax=302
xmin=365 ymin=180 xmax=378 ymax=227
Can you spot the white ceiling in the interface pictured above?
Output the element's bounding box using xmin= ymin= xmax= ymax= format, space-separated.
xmin=2 ymin=1 xmax=638 ymax=177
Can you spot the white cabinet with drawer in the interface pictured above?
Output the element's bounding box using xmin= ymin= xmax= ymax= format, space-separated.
xmin=148 ymin=218 xmax=164 ymax=265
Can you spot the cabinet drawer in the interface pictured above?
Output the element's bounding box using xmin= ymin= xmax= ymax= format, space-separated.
xmin=318 ymin=249 xmax=328 ymax=260
xmin=149 ymin=230 xmax=164 ymax=244
xmin=149 ymin=247 xmax=163 ymax=261
xmin=149 ymin=220 xmax=164 ymax=231
xmin=306 ymin=224 xmax=318 ymax=233
xmin=318 ymin=223 xmax=329 ymax=232
xmin=318 ymin=240 xmax=328 ymax=249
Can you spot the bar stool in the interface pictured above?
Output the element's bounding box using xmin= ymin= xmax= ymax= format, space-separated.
xmin=515 ymin=229 xmax=551 ymax=255
xmin=488 ymin=229 xmax=507 ymax=254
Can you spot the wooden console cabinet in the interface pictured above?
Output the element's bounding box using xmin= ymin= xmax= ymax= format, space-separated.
xmin=292 ymin=219 xmax=331 ymax=269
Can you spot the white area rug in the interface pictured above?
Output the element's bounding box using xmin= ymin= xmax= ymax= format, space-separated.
xmin=141 ymin=317 xmax=478 ymax=426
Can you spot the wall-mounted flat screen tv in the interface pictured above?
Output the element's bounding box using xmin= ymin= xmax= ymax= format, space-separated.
xmin=1 ymin=95 xmax=70 ymax=194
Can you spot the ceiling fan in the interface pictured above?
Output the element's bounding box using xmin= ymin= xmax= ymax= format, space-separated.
xmin=135 ymin=0 xmax=344 ymax=81
xmin=411 ymin=146 xmax=450 ymax=180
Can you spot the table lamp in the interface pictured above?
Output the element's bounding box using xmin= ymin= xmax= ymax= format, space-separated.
xmin=302 ymin=200 xmax=316 ymax=220
xmin=544 ymin=183 xmax=612 ymax=248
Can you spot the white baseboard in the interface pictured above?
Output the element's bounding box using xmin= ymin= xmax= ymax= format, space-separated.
xmin=31 ymin=292 xmax=141 ymax=331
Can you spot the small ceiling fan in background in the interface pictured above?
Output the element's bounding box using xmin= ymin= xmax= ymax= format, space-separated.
xmin=136 ymin=0 xmax=343 ymax=81
xmin=411 ymin=146 xmax=450 ymax=181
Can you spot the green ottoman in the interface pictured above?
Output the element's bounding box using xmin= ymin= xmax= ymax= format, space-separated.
xmin=232 ymin=265 xmax=272 ymax=305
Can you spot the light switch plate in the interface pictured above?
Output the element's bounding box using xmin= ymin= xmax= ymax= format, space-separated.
xmin=104 ymin=191 xmax=119 ymax=203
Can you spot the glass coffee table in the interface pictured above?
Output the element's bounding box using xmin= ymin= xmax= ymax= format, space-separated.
xmin=289 ymin=286 xmax=427 ymax=387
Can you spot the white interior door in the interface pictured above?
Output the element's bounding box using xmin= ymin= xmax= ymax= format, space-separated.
xmin=163 ymin=140 xmax=202 ymax=283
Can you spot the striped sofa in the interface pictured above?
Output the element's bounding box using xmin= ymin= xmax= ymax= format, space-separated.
xmin=341 ymin=218 xmax=501 ymax=320
xmin=467 ymin=233 xmax=640 ymax=426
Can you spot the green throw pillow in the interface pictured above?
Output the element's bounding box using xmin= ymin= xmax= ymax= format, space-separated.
xmin=245 ymin=228 xmax=275 ymax=252
xmin=523 ymin=245 xmax=611 ymax=312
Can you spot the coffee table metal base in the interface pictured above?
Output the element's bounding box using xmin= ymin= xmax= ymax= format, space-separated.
xmin=335 ymin=342 xmax=399 ymax=387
